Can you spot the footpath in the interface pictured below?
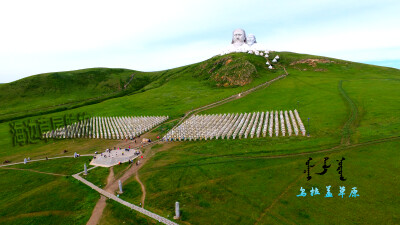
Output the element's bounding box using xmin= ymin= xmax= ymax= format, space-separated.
xmin=72 ymin=171 xmax=178 ymax=225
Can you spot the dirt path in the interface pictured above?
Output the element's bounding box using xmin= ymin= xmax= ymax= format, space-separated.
xmin=83 ymin=72 xmax=288 ymax=223
xmin=86 ymin=165 xmax=140 ymax=225
xmin=86 ymin=167 xmax=114 ymax=225
xmin=108 ymin=142 xmax=178 ymax=208
xmin=85 ymin=139 xmax=160 ymax=225
xmin=171 ymin=73 xmax=287 ymax=130
xmin=74 ymin=173 xmax=178 ymax=225
xmin=86 ymin=142 xmax=177 ymax=224
xmin=86 ymin=196 xmax=106 ymax=225
xmin=135 ymin=173 xmax=146 ymax=207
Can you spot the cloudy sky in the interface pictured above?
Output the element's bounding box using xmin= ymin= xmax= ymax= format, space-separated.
xmin=1 ymin=0 xmax=399 ymax=83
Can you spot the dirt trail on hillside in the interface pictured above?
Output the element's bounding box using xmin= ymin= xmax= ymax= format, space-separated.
xmin=85 ymin=71 xmax=288 ymax=223
xmin=85 ymin=134 xmax=156 ymax=225
xmin=107 ymin=142 xmax=178 ymax=208
xmin=171 ymin=73 xmax=287 ymax=131
xmin=108 ymin=142 xmax=177 ymax=202
xmin=135 ymin=173 xmax=146 ymax=207
xmin=86 ymin=141 xmax=177 ymax=224
xmin=86 ymin=167 xmax=114 ymax=225
xmin=86 ymin=196 xmax=107 ymax=225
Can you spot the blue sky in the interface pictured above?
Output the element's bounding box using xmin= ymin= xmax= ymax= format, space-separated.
xmin=1 ymin=0 xmax=399 ymax=83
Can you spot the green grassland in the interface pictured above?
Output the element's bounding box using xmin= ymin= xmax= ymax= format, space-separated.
xmin=118 ymin=175 xmax=143 ymax=205
xmin=0 ymin=136 xmax=126 ymax=164
xmin=0 ymin=169 xmax=98 ymax=225
xmin=265 ymin=140 xmax=400 ymax=225
xmin=343 ymin=79 xmax=400 ymax=142
xmin=82 ymin=166 xmax=110 ymax=188
xmin=117 ymin=52 xmax=400 ymax=224
xmin=0 ymin=68 xmax=135 ymax=121
xmin=99 ymin=200 xmax=157 ymax=225
xmin=0 ymin=52 xmax=398 ymax=224
xmin=9 ymin=156 xmax=93 ymax=175
xmin=0 ymin=53 xmax=280 ymax=122
xmin=113 ymin=162 xmax=133 ymax=179
xmin=0 ymin=53 xmax=282 ymax=163
xmin=132 ymin=138 xmax=399 ymax=224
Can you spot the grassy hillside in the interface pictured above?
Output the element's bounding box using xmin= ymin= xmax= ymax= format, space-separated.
xmin=0 ymin=68 xmax=134 ymax=121
xmin=120 ymin=52 xmax=399 ymax=224
xmin=0 ymin=54 xmax=278 ymax=122
xmin=133 ymin=138 xmax=399 ymax=225
xmin=0 ymin=51 xmax=399 ymax=224
xmin=0 ymin=68 xmax=181 ymax=121
xmin=0 ymin=53 xmax=283 ymax=162
xmin=0 ymin=158 xmax=99 ymax=224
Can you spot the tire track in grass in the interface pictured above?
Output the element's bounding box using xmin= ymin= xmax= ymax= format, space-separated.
xmin=255 ymin=80 xmax=383 ymax=224
xmin=255 ymin=152 xmax=336 ymax=224
xmin=0 ymin=210 xmax=73 ymax=224
xmin=338 ymin=80 xmax=358 ymax=145
xmin=0 ymin=167 xmax=67 ymax=176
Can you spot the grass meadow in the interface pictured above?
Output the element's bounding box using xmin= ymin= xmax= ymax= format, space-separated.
xmin=119 ymin=136 xmax=399 ymax=224
xmin=0 ymin=169 xmax=98 ymax=224
xmin=0 ymin=52 xmax=398 ymax=224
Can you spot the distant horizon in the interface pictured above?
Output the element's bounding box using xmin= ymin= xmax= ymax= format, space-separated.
xmin=1 ymin=54 xmax=399 ymax=84
xmin=0 ymin=51 xmax=400 ymax=84
xmin=363 ymin=59 xmax=400 ymax=70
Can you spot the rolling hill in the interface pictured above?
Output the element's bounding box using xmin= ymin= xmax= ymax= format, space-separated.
xmin=0 ymin=51 xmax=398 ymax=225
xmin=0 ymin=53 xmax=277 ymax=122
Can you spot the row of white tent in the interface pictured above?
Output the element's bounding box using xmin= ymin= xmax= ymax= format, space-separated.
xmin=163 ymin=110 xmax=306 ymax=141
xmin=219 ymin=49 xmax=280 ymax=70
xmin=246 ymin=50 xmax=280 ymax=69
xmin=266 ymin=55 xmax=280 ymax=69
xmin=220 ymin=49 xmax=275 ymax=59
xmin=42 ymin=116 xmax=169 ymax=140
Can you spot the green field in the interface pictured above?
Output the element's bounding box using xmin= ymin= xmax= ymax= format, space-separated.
xmin=9 ymin=156 xmax=93 ymax=175
xmin=0 ymin=169 xmax=98 ymax=224
xmin=125 ymin=139 xmax=398 ymax=224
xmin=99 ymin=200 xmax=157 ymax=225
xmin=81 ymin=166 xmax=110 ymax=188
xmin=0 ymin=52 xmax=398 ymax=224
